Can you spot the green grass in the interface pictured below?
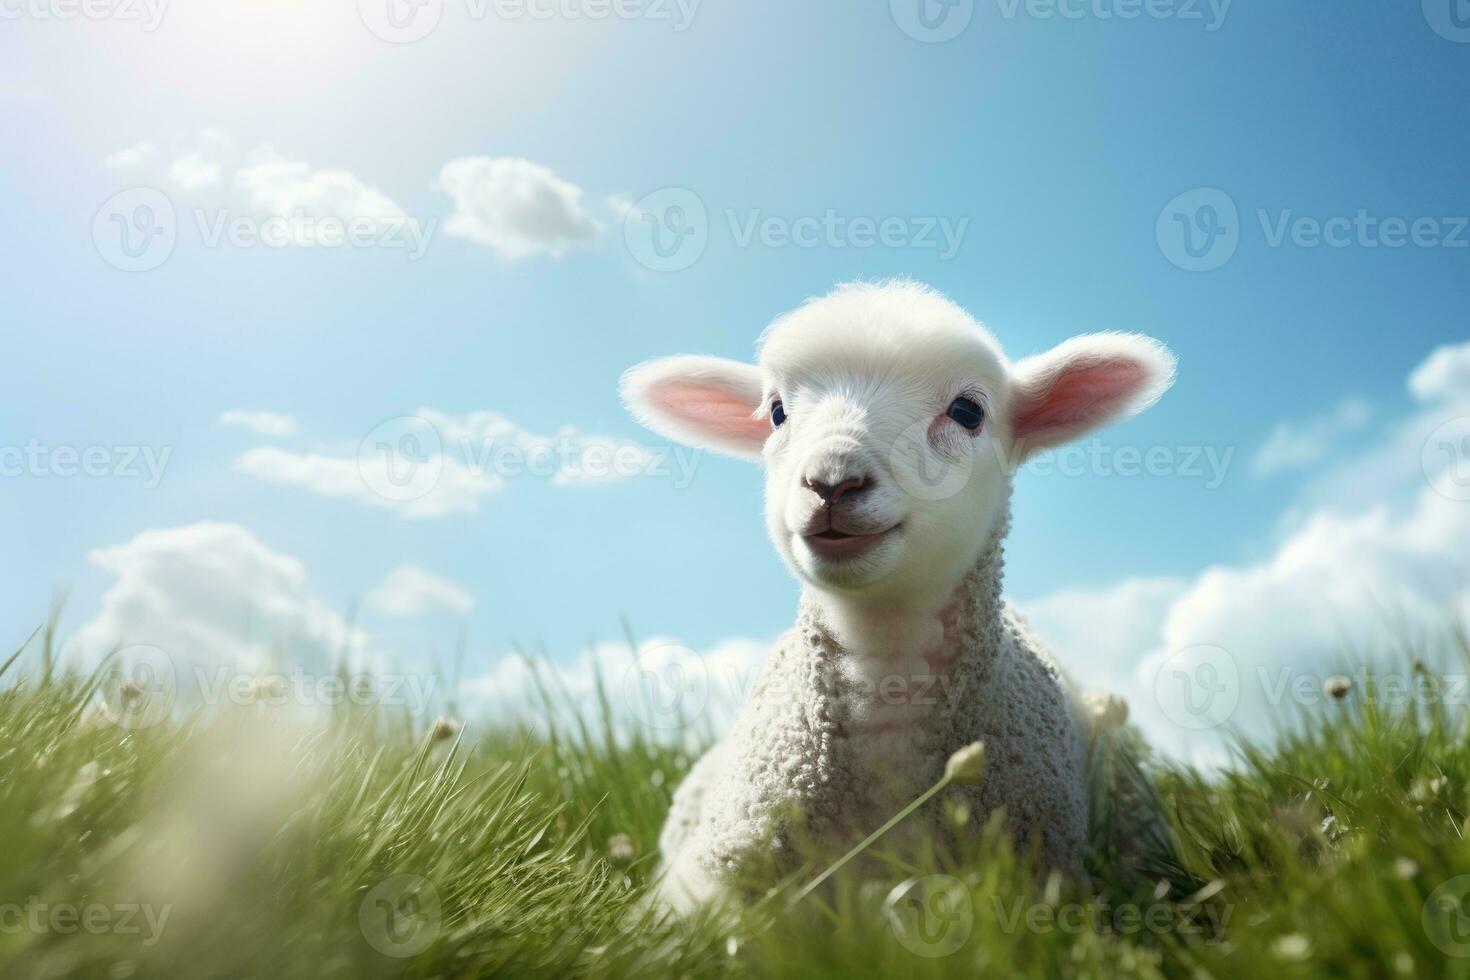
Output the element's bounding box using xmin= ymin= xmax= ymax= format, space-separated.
xmin=6 ymin=627 xmax=1470 ymax=979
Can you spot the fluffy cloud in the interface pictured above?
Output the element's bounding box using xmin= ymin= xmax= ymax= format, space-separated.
xmin=105 ymin=132 xmax=425 ymax=250
xmin=435 ymin=156 xmax=601 ymax=259
xmin=461 ymin=636 xmax=769 ymax=739
xmin=1252 ymin=398 xmax=1371 ymax=476
xmin=1410 ymin=340 xmax=1470 ymax=404
xmin=68 ymin=523 xmax=366 ymax=677
xmin=366 ymin=565 xmax=474 ymax=618
xmin=105 ymin=142 xmax=155 ymax=170
xmin=218 ymin=410 xmax=298 ymax=438
xmin=1022 ymin=342 xmax=1470 ymax=768
xmin=236 ymin=145 xmax=404 ymax=225
xmin=232 ymin=409 xmax=684 ymax=519
xmin=170 ymin=151 xmax=223 ymax=191
xmin=234 ymin=446 xmax=503 ymax=519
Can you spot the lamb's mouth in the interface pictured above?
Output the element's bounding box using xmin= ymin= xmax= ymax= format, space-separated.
xmin=802 ymin=524 xmax=900 ymax=559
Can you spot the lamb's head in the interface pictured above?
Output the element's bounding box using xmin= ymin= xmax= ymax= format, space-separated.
xmin=622 ymin=281 xmax=1174 ymax=606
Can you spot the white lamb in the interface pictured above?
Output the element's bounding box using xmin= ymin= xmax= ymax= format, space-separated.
xmin=621 ymin=281 xmax=1177 ymax=911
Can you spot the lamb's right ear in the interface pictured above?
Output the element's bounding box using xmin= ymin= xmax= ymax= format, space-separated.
xmin=620 ymin=355 xmax=768 ymax=460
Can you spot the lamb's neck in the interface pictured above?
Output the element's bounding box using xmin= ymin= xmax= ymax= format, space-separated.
xmin=799 ymin=523 xmax=1008 ymax=673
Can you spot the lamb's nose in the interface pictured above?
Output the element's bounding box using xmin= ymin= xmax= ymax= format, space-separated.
xmin=804 ymin=475 xmax=870 ymax=504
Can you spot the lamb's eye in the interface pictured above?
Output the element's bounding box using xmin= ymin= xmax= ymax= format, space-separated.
xmin=947 ymin=396 xmax=984 ymax=431
xmin=771 ymin=400 xmax=787 ymax=428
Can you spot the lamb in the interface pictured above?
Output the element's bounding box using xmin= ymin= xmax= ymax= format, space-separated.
xmin=620 ymin=280 xmax=1177 ymax=911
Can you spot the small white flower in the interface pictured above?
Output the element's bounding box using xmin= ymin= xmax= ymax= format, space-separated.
xmin=607 ymin=833 xmax=635 ymax=864
xmin=1273 ymin=934 xmax=1311 ymax=960
xmin=944 ymin=742 xmax=986 ymax=785
xmin=430 ymin=716 xmax=460 ymax=742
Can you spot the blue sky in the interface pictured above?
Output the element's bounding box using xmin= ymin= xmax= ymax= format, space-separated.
xmin=2 ymin=1 xmax=1469 ymax=757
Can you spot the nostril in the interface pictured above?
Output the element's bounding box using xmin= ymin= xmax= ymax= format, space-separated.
xmin=804 ymin=475 xmax=870 ymax=504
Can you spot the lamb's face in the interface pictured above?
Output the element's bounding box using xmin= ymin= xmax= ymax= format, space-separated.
xmin=621 ymin=281 xmax=1175 ymax=606
xmin=755 ymin=295 xmax=1016 ymax=598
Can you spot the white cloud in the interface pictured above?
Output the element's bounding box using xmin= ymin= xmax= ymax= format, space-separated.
xmin=233 ymin=144 xmax=419 ymax=247
xmin=218 ymin=410 xmax=298 ymax=438
xmin=231 ymin=409 xmax=678 ymax=518
xmin=1252 ymin=398 xmax=1372 ymax=476
xmin=170 ymin=151 xmax=223 ymax=191
xmin=606 ymin=193 xmax=634 ymax=219
xmin=366 ymin=565 xmax=474 ymax=618
xmin=234 ymin=445 xmax=503 ymax=519
xmin=105 ymin=142 xmax=155 ymax=170
xmin=417 ymin=408 xmax=664 ymax=488
xmin=1023 ymin=342 xmax=1470 ymax=768
xmin=67 ymin=523 xmax=367 ymax=677
xmin=462 ymin=635 xmax=769 ymax=740
xmin=434 ymin=156 xmax=601 ymax=259
xmin=1021 ymin=577 xmax=1187 ymax=690
xmin=1410 ymin=340 xmax=1470 ymax=404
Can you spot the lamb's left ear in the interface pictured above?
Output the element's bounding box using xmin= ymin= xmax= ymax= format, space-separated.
xmin=620 ymin=355 xmax=768 ymax=460
xmin=1008 ymin=333 xmax=1176 ymax=462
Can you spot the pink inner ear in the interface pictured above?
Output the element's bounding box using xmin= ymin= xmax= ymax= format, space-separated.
xmin=650 ymin=381 xmax=768 ymax=446
xmin=1013 ymin=357 xmax=1146 ymax=441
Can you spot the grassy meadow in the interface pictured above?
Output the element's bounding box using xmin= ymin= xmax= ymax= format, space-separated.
xmin=5 ymin=624 xmax=1470 ymax=979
